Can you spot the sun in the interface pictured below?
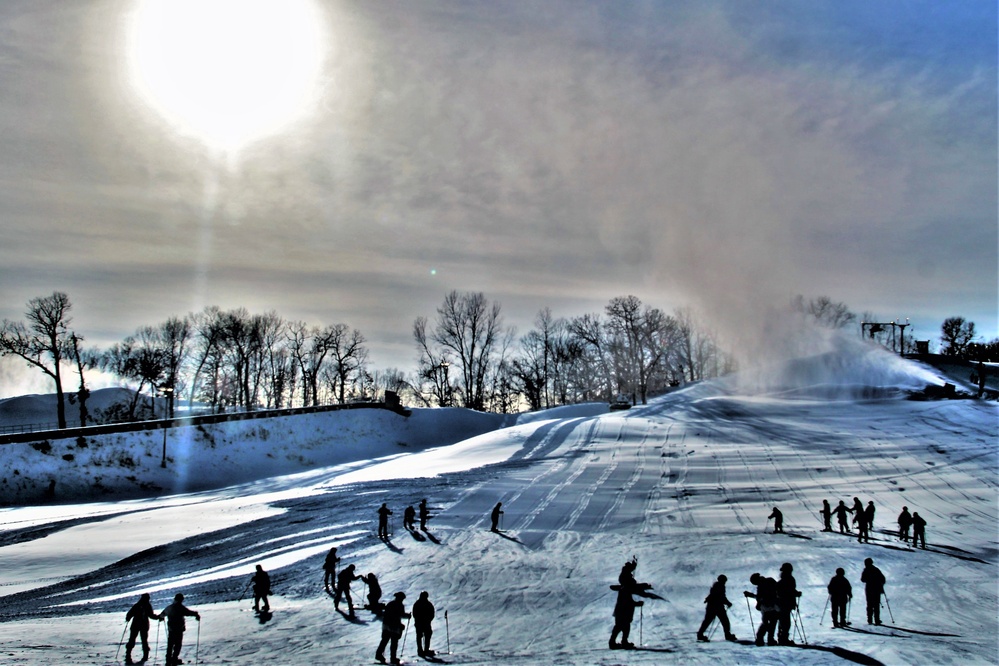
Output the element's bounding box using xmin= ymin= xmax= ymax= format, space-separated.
xmin=127 ymin=0 xmax=325 ymax=152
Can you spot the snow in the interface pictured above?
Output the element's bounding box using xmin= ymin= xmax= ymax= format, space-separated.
xmin=0 ymin=347 xmax=995 ymax=665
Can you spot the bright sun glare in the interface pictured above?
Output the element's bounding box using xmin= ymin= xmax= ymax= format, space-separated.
xmin=127 ymin=0 xmax=325 ymax=152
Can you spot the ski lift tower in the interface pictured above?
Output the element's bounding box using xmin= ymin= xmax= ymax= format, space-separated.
xmin=861 ymin=319 xmax=910 ymax=355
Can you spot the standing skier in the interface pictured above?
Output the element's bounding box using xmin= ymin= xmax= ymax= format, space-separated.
xmin=490 ymin=502 xmax=504 ymax=532
xmin=696 ymin=575 xmax=736 ymax=642
xmin=412 ymin=590 xmax=436 ymax=658
xmin=419 ymin=498 xmax=430 ymax=530
xmin=911 ymin=512 xmax=927 ymax=549
xmin=378 ymin=503 xmax=393 ymax=539
xmin=768 ymin=507 xmax=784 ymax=533
xmin=251 ymin=564 xmax=271 ymax=613
xmin=820 ymin=500 xmax=833 ymax=532
xmin=403 ymin=505 xmax=416 ymax=531
xmin=827 ymin=568 xmax=852 ymax=628
xmin=865 ymin=501 xmax=876 ymax=532
xmin=159 ymin=593 xmax=200 ymax=666
xmin=609 ymin=557 xmax=652 ymax=649
xmin=861 ymin=558 xmax=886 ymax=625
xmin=776 ymin=563 xmax=801 ymax=645
xmin=375 ymin=592 xmax=411 ymax=665
xmin=897 ymin=507 xmax=913 ymax=542
xmin=745 ymin=573 xmax=779 ymax=646
xmin=323 ymin=547 xmax=340 ymax=590
xmin=833 ymin=500 xmax=853 ymax=534
xmin=124 ymin=593 xmax=159 ymax=665
xmin=335 ymin=564 xmax=362 ymax=618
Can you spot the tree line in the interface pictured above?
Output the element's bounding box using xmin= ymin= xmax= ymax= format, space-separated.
xmin=2 ymin=291 xmax=993 ymax=429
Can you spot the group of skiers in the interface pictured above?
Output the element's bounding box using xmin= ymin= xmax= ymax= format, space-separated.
xmin=122 ymin=592 xmax=200 ymax=665
xmin=377 ymin=499 xmax=433 ymax=539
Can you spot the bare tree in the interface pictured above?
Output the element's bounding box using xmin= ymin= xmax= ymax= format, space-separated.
xmin=792 ymin=295 xmax=857 ymax=329
xmin=941 ymin=316 xmax=977 ymax=357
xmin=0 ymin=292 xmax=75 ymax=428
xmin=327 ymin=323 xmax=367 ymax=404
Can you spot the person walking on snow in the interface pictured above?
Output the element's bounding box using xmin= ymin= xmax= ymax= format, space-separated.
xmin=412 ymin=590 xmax=436 ymax=658
xmin=897 ymin=507 xmax=913 ymax=542
xmin=820 ymin=500 xmax=833 ymax=532
xmin=490 ymin=502 xmax=504 ymax=532
xmin=745 ymin=573 xmax=779 ymax=646
xmin=776 ymin=563 xmax=801 ymax=645
xmin=323 ymin=547 xmax=340 ymax=590
xmin=768 ymin=507 xmax=784 ymax=533
xmin=335 ymin=564 xmax=362 ymax=618
xmin=834 ymin=500 xmax=853 ymax=534
xmin=159 ymin=593 xmax=200 ymax=666
xmin=861 ymin=558 xmax=886 ymax=625
xmin=696 ymin=575 xmax=737 ymax=642
xmin=124 ymin=593 xmax=159 ymax=664
xmin=827 ymin=568 xmax=852 ymax=628
xmin=378 ymin=503 xmax=393 ymax=539
xmin=376 ymin=592 xmax=411 ymax=665
xmin=911 ymin=512 xmax=927 ymax=549
xmin=251 ymin=564 xmax=271 ymax=613
xmin=609 ymin=558 xmax=652 ymax=649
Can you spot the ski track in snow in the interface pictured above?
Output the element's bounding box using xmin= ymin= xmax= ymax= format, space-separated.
xmin=0 ymin=374 xmax=995 ymax=665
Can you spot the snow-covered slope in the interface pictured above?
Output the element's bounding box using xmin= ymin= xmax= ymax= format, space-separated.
xmin=0 ymin=350 xmax=995 ymax=665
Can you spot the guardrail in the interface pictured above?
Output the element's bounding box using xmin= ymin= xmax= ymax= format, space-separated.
xmin=0 ymin=401 xmax=410 ymax=446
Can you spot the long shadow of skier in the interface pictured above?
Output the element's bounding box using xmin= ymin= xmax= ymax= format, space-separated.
xmin=337 ymin=608 xmax=367 ymax=625
xmin=787 ymin=643 xmax=886 ymax=666
xmin=380 ymin=537 xmax=404 ymax=554
xmin=883 ymin=624 xmax=960 ymax=638
xmin=422 ymin=529 xmax=442 ymax=544
xmin=491 ymin=529 xmax=523 ymax=544
xmin=407 ymin=528 xmax=426 ymax=542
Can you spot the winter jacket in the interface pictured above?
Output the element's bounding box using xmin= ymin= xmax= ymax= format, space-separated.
xmin=827 ymin=574 xmax=852 ymax=601
xmin=748 ymin=577 xmax=779 ymax=612
xmin=126 ymin=598 xmax=158 ymax=631
xmin=382 ymin=599 xmax=410 ymax=636
xmin=861 ymin=565 xmax=885 ymax=595
xmin=704 ymin=581 xmax=731 ymax=610
xmin=412 ymin=597 xmax=435 ymax=628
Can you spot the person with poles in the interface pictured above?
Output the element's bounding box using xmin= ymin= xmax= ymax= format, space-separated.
xmin=376 ymin=592 xmax=411 ymax=665
xmin=419 ymin=498 xmax=430 ymax=531
xmin=403 ymin=505 xmax=417 ymax=531
xmin=124 ymin=592 xmax=159 ymax=664
xmin=159 ymin=593 xmax=200 ymax=666
xmin=378 ymin=503 xmax=393 ymax=539
xmin=767 ymin=506 xmax=784 ymax=534
xmin=827 ymin=567 xmax=852 ymax=628
xmin=696 ymin=574 xmax=737 ymax=642
xmin=776 ymin=563 xmax=801 ymax=645
xmin=322 ymin=547 xmax=340 ymax=591
xmin=609 ymin=557 xmax=652 ymax=649
xmin=412 ymin=590 xmax=436 ymax=658
xmin=820 ymin=500 xmax=833 ymax=532
xmin=335 ymin=563 xmax=362 ymax=618
xmin=861 ymin=557 xmax=886 ymax=625
xmin=362 ymin=571 xmax=384 ymax=614
xmin=251 ymin=564 xmax=271 ymax=613
xmin=911 ymin=511 xmax=927 ymax=549
xmin=490 ymin=502 xmax=504 ymax=532
xmin=745 ymin=572 xmax=779 ymax=646
xmin=897 ymin=506 xmax=913 ymax=543
xmin=833 ymin=500 xmax=853 ymax=534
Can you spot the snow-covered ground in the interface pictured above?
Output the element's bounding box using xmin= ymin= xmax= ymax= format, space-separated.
xmin=0 ymin=346 xmax=995 ymax=665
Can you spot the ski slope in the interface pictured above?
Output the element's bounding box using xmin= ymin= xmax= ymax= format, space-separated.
xmin=0 ymin=350 xmax=995 ymax=665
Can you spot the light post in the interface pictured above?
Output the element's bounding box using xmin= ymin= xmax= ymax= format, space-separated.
xmin=160 ymin=386 xmax=173 ymax=468
xmin=439 ymin=360 xmax=450 ymax=407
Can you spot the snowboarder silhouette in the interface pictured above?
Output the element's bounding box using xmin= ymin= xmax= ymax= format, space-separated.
xmin=745 ymin=573 xmax=779 ymax=646
xmin=251 ymin=564 xmax=271 ymax=613
xmin=490 ymin=502 xmax=504 ymax=532
xmin=911 ymin=512 xmax=927 ymax=549
xmin=827 ymin=567 xmax=852 ymax=628
xmin=159 ymin=593 xmax=200 ymax=666
xmin=696 ymin=575 xmax=736 ymax=642
xmin=609 ymin=557 xmax=651 ymax=649
xmin=378 ymin=503 xmax=393 ymax=539
xmin=335 ymin=564 xmax=362 ymax=618
xmin=897 ymin=507 xmax=913 ymax=542
xmin=323 ymin=547 xmax=340 ymax=590
xmin=413 ymin=590 xmax=436 ymax=658
xmin=124 ymin=593 xmax=159 ymax=665
xmin=861 ymin=558 xmax=886 ymax=625
xmin=376 ymin=592 xmax=411 ymax=665
xmin=768 ymin=507 xmax=784 ymax=533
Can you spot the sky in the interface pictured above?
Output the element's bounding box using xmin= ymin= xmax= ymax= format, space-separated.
xmin=1 ymin=0 xmax=996 ymax=396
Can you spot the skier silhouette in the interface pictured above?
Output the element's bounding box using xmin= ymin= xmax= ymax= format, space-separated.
xmin=403 ymin=505 xmax=416 ymax=531
xmin=362 ymin=572 xmax=384 ymax=613
xmin=251 ymin=564 xmax=271 ymax=613
xmin=911 ymin=512 xmax=927 ymax=549
xmin=124 ymin=593 xmax=159 ymax=665
xmin=776 ymin=563 xmax=801 ymax=645
xmin=833 ymin=500 xmax=853 ymax=534
xmin=335 ymin=564 xmax=362 ymax=618
xmin=768 ymin=507 xmax=784 ymax=533
xmin=323 ymin=547 xmax=340 ymax=590
xmin=745 ymin=573 xmax=779 ymax=646
xmin=413 ymin=590 xmax=436 ymax=658
xmin=865 ymin=501 xmax=876 ymax=532
xmin=696 ymin=575 xmax=736 ymax=642
xmin=861 ymin=558 xmax=886 ymax=625
xmin=159 ymin=593 xmax=200 ymax=666
xmin=490 ymin=502 xmax=504 ymax=532
xmin=820 ymin=500 xmax=833 ymax=532
xmin=609 ymin=557 xmax=651 ymax=649
xmin=827 ymin=567 xmax=852 ymax=628
xmin=378 ymin=503 xmax=393 ymax=539
xmin=897 ymin=507 xmax=913 ymax=542
xmin=375 ymin=592 xmax=411 ymax=665
xmin=419 ymin=498 xmax=430 ymax=530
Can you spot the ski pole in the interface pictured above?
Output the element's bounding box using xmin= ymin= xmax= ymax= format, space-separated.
xmin=401 ymin=614 xmax=411 ymax=657
xmin=820 ymin=595 xmax=829 ymax=626
xmin=195 ymin=616 xmax=201 ymax=665
xmin=445 ymin=610 xmax=451 ymax=654
xmin=114 ymin=619 xmax=129 ymax=662
xmin=154 ymin=619 xmax=161 ymax=666
xmin=883 ymin=592 xmax=895 ymax=624
xmin=707 ymin=617 xmax=719 ymax=640
xmin=238 ymin=580 xmax=252 ymax=603
xmin=639 ymin=603 xmax=644 ymax=646
xmin=795 ymin=607 xmax=808 ymax=645
xmin=745 ymin=596 xmax=754 ymax=635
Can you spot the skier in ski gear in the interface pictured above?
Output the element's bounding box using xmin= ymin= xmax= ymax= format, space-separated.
xmin=251 ymin=564 xmax=271 ymax=613
xmin=490 ymin=502 xmax=504 ymax=532
xmin=124 ymin=592 xmax=159 ymax=664
xmin=696 ymin=575 xmax=736 ymax=642
xmin=911 ymin=512 xmax=927 ymax=549
xmin=419 ymin=498 xmax=430 ymax=530
xmin=412 ymin=590 xmax=436 ymax=658
xmin=852 ymin=498 xmax=870 ymax=543
xmin=865 ymin=501 xmax=876 ymax=532
xmin=159 ymin=593 xmax=200 ymax=666
xmin=378 ymin=503 xmax=393 ymax=539
xmin=403 ymin=505 xmax=416 ymax=531
xmin=335 ymin=564 xmax=362 ymax=617
xmin=323 ymin=547 xmax=340 ymax=590
xmin=363 ymin=572 xmax=384 ymax=614
xmin=376 ymin=592 xmax=411 ymax=665
xmin=776 ymin=563 xmax=801 ymax=645
xmin=744 ymin=573 xmax=779 ymax=646
xmin=833 ymin=500 xmax=853 ymax=534
xmin=820 ymin=500 xmax=833 ymax=532
xmin=897 ymin=507 xmax=913 ymax=542
xmin=827 ymin=568 xmax=852 ymax=628
xmin=861 ymin=558 xmax=886 ymax=625
xmin=768 ymin=507 xmax=784 ymax=533
xmin=609 ymin=558 xmax=651 ymax=649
